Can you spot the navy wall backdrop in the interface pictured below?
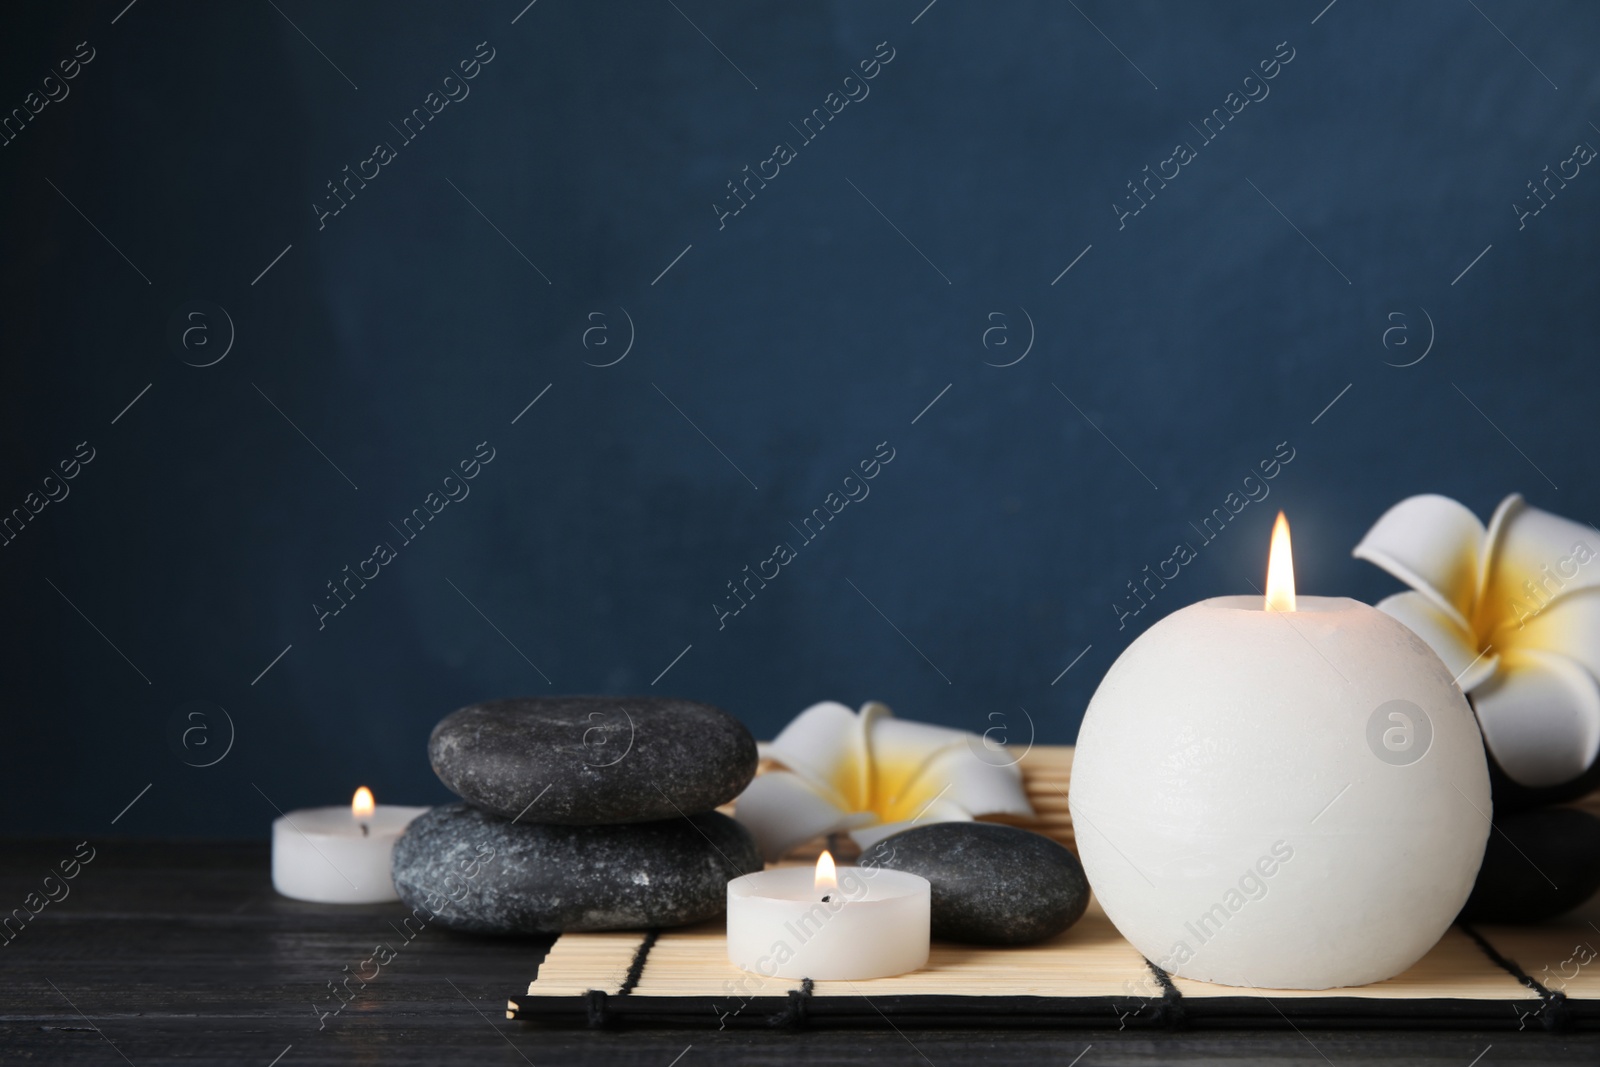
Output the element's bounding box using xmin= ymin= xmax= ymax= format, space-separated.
xmin=3 ymin=1 xmax=1597 ymax=837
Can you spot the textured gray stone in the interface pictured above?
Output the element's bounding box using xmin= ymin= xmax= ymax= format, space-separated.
xmin=392 ymin=803 xmax=762 ymax=934
xmin=866 ymin=822 xmax=1089 ymax=945
xmin=428 ymin=695 xmax=758 ymax=824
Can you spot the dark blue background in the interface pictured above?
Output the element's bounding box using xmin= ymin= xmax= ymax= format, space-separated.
xmin=4 ymin=1 xmax=1596 ymax=837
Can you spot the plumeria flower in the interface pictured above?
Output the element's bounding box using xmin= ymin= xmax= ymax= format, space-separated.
xmin=1354 ymin=493 xmax=1600 ymax=788
xmin=733 ymin=700 xmax=1035 ymax=861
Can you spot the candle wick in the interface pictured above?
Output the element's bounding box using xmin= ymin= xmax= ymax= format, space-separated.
xmin=360 ymin=822 xmax=369 ymax=837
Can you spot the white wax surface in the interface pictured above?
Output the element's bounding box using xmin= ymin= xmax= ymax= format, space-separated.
xmin=726 ymin=866 xmax=930 ymax=980
xmin=271 ymin=805 xmax=428 ymax=904
xmin=1069 ymin=596 xmax=1491 ymax=989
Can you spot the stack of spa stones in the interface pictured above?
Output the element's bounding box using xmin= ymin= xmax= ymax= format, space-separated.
xmin=392 ymin=696 xmax=761 ymax=933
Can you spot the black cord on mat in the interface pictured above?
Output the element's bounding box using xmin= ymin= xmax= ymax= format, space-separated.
xmin=618 ymin=929 xmax=661 ymax=995
xmin=583 ymin=928 xmax=662 ymax=1027
xmin=766 ymin=977 xmax=815 ymax=1029
xmin=1458 ymin=922 xmax=1569 ymax=1032
xmin=1145 ymin=957 xmax=1187 ymax=1030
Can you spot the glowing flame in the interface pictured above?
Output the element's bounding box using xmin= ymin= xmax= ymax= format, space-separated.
xmin=814 ymin=849 xmax=838 ymax=891
xmin=1265 ymin=511 xmax=1297 ymax=612
xmin=352 ymin=786 xmax=375 ymax=819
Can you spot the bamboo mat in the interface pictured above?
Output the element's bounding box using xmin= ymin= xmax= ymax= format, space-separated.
xmin=509 ymin=745 xmax=1600 ymax=1030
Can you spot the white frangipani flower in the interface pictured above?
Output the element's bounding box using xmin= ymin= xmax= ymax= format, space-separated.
xmin=733 ymin=700 xmax=1035 ymax=861
xmin=1354 ymin=493 xmax=1600 ymax=788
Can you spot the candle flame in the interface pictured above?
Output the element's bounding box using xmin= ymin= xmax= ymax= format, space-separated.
xmin=1265 ymin=511 xmax=1297 ymax=612
xmin=814 ymin=849 xmax=838 ymax=891
xmin=352 ymin=786 xmax=375 ymax=819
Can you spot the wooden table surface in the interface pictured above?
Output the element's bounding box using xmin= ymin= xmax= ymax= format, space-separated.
xmin=5 ymin=839 xmax=1600 ymax=1066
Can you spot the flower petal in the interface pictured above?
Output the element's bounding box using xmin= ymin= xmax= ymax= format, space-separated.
xmin=1479 ymin=495 xmax=1600 ymax=622
xmin=1472 ymin=648 xmax=1600 ymax=788
xmin=762 ymin=700 xmax=870 ymax=809
xmin=733 ymin=770 xmax=877 ymax=861
xmin=1503 ymin=587 xmax=1600 ymax=682
xmin=849 ymin=800 xmax=975 ymax=852
xmin=1375 ymin=590 xmax=1498 ymax=691
xmin=865 ymin=713 xmax=987 ymax=814
xmin=1353 ymin=494 xmax=1485 ymax=628
xmin=909 ymin=744 xmax=1033 ymax=817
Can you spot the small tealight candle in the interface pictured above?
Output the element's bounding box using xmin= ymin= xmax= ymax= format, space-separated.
xmin=726 ymin=851 xmax=930 ymax=981
xmin=271 ymin=787 xmax=428 ymax=904
xmin=1070 ymin=514 xmax=1492 ymax=989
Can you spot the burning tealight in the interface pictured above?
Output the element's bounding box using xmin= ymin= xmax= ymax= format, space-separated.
xmin=726 ymin=850 xmax=930 ymax=980
xmin=1070 ymin=513 xmax=1492 ymax=989
xmin=271 ymin=787 xmax=428 ymax=904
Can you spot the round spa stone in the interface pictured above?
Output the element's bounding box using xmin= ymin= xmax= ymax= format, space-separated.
xmin=428 ymin=696 xmax=758 ymax=824
xmin=391 ymin=803 xmax=762 ymax=934
xmin=1458 ymin=807 xmax=1600 ymax=923
xmin=866 ymin=822 xmax=1089 ymax=945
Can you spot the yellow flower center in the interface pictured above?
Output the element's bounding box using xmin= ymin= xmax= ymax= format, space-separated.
xmin=825 ymin=748 xmax=946 ymax=825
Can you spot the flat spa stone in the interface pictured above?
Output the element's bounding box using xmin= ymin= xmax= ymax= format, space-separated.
xmin=391 ymin=803 xmax=762 ymax=934
xmin=429 ymin=696 xmax=758 ymax=824
xmin=866 ymin=822 xmax=1089 ymax=945
xmin=1458 ymin=807 xmax=1600 ymax=923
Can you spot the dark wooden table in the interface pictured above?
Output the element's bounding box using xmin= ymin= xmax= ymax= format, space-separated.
xmin=5 ymin=840 xmax=1599 ymax=1065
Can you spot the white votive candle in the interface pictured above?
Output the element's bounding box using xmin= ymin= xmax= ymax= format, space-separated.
xmin=1069 ymin=514 xmax=1492 ymax=989
xmin=727 ymin=851 xmax=930 ymax=980
xmin=271 ymin=787 xmax=428 ymax=904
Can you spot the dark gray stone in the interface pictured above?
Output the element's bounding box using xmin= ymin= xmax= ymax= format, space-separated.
xmin=428 ymin=695 xmax=758 ymax=824
xmin=392 ymin=803 xmax=762 ymax=934
xmin=1459 ymin=807 xmax=1600 ymax=923
xmin=865 ymin=822 xmax=1089 ymax=945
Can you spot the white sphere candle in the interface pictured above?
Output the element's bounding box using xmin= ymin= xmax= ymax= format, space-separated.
xmin=271 ymin=787 xmax=428 ymax=904
xmin=1069 ymin=514 xmax=1491 ymax=989
xmin=727 ymin=851 xmax=930 ymax=980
